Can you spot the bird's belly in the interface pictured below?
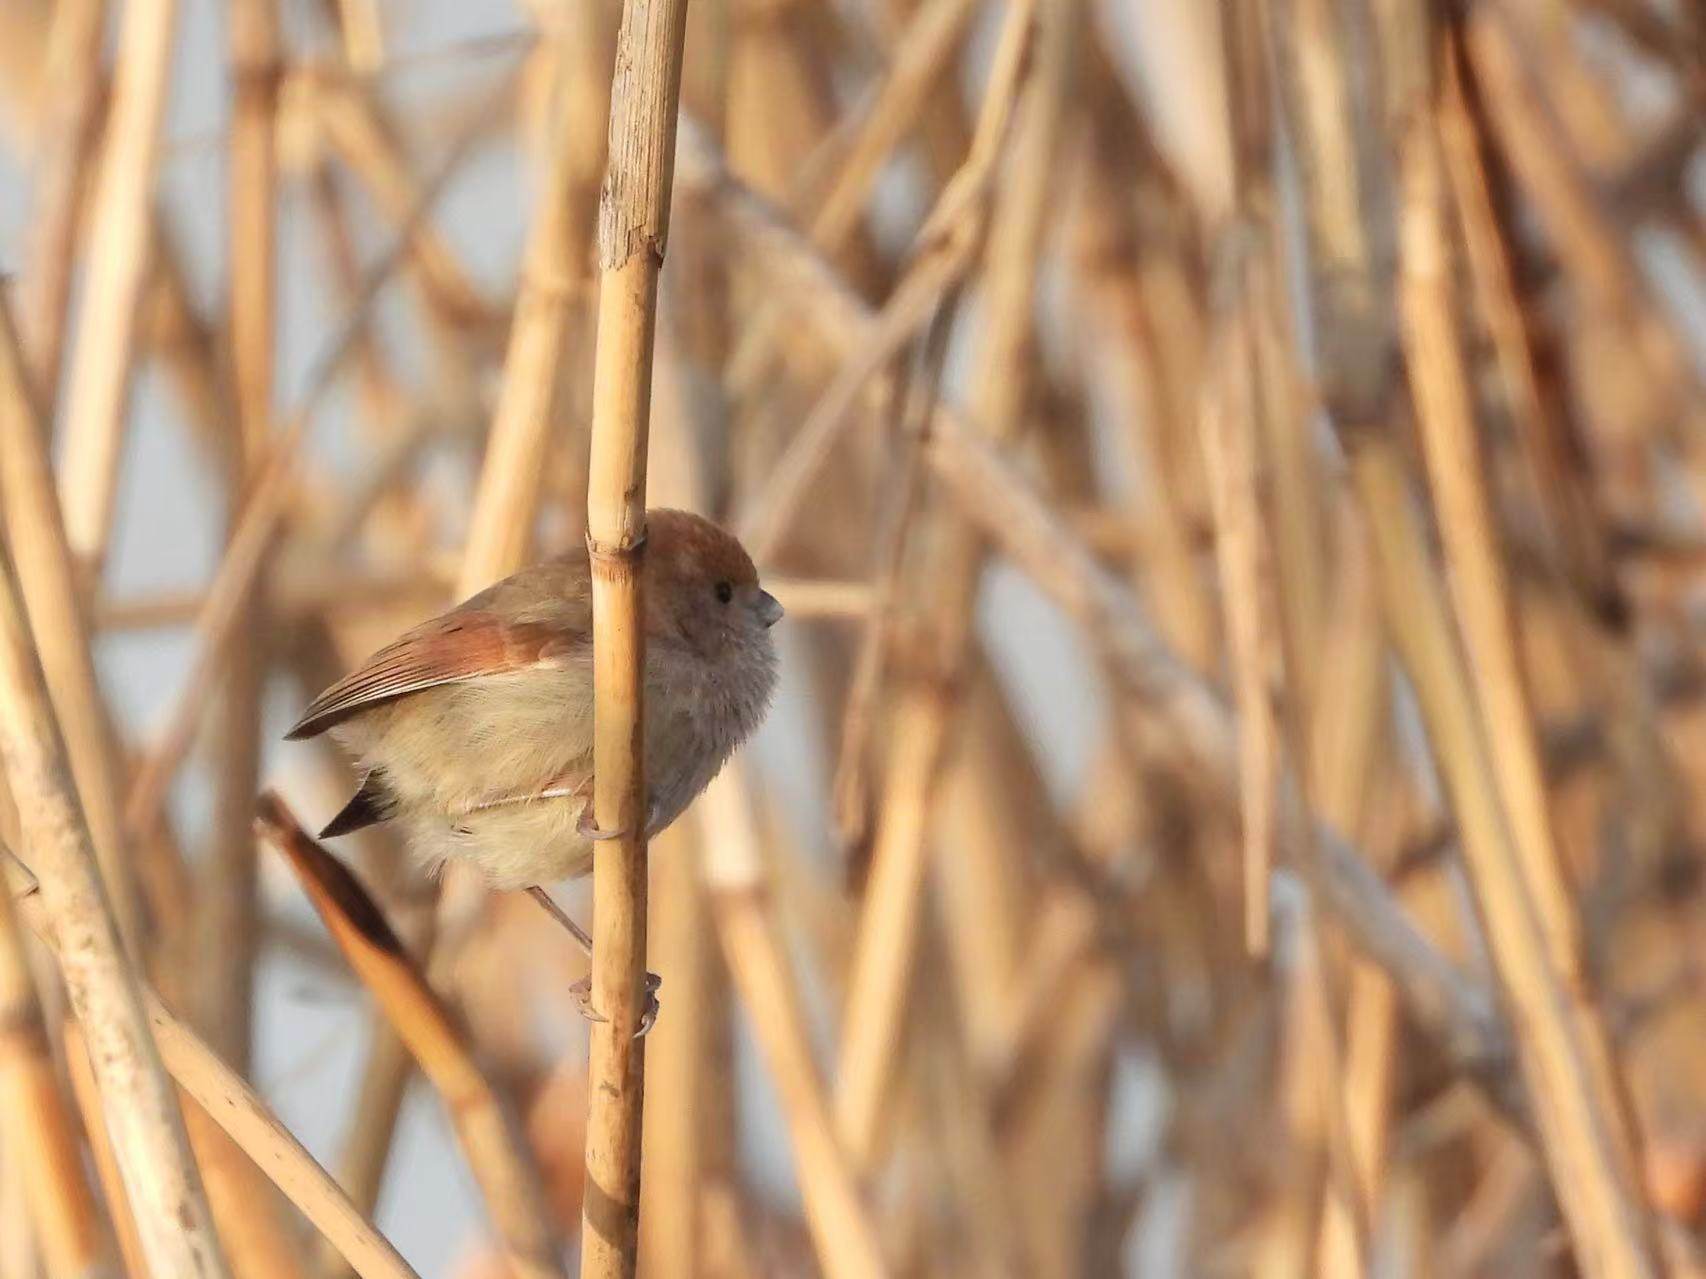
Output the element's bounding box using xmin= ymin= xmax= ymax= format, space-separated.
xmin=402 ymin=799 xmax=594 ymax=891
xmin=347 ymin=670 xmax=594 ymax=816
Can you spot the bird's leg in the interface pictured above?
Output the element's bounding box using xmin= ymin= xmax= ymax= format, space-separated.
xmin=526 ymin=884 xmax=592 ymax=953
xmin=525 ymin=885 xmax=661 ymax=1036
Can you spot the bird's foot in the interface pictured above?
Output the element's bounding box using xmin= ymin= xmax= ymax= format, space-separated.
xmin=575 ymin=802 xmax=660 ymax=843
xmin=569 ymin=971 xmax=663 ymax=1037
xmin=576 ymin=809 xmax=630 ymax=842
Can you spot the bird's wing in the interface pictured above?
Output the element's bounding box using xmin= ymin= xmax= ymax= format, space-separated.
xmin=286 ymin=610 xmax=580 ymax=740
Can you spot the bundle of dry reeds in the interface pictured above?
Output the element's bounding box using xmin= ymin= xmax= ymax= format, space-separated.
xmin=0 ymin=0 xmax=1700 ymax=1274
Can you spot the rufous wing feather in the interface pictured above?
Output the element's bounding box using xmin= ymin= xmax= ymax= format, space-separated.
xmin=286 ymin=611 xmax=578 ymax=740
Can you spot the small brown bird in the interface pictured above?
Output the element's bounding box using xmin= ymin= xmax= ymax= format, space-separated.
xmin=287 ymin=510 xmax=781 ymax=979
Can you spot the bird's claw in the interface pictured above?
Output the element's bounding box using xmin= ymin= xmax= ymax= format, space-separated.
xmin=569 ymin=971 xmax=663 ymax=1037
xmin=576 ymin=801 xmax=662 ymax=843
xmin=576 ymin=809 xmax=632 ymax=842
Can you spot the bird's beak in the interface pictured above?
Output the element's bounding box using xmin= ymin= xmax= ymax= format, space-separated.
xmin=755 ymin=590 xmax=784 ymax=628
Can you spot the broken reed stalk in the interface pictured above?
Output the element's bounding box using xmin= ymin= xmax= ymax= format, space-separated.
xmin=0 ymin=873 xmax=111 ymax=1279
xmin=56 ymin=0 xmax=179 ymax=576
xmin=1395 ymin=87 xmax=1662 ymax=1276
xmin=254 ymin=794 xmax=565 ymax=1279
xmin=0 ymin=541 xmax=227 ymax=1278
xmin=581 ymin=0 xmax=690 ymax=1272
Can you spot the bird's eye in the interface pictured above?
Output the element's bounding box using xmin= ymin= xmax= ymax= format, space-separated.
xmin=715 ymin=580 xmax=734 ymax=604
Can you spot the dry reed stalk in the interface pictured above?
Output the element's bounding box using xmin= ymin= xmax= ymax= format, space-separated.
xmin=329 ymin=0 xmax=384 ymax=72
xmin=635 ymin=307 xmax=746 ymax=1279
xmin=1268 ymin=0 xmax=1397 ymax=435
xmin=144 ymin=1007 xmax=414 ymax=1279
xmin=1225 ymin=4 xmax=1392 ymax=1248
xmin=56 ymin=0 xmax=179 ymax=576
xmin=315 ymin=851 xmax=440 ymax=1265
xmin=198 ymin=0 xmax=282 ymax=1073
xmin=1257 ymin=915 xmax=1332 ymax=1279
xmin=0 ymin=1 xmax=50 ymax=148
xmin=1245 ymin=243 xmax=1329 ymax=727
xmin=142 ymin=219 xmax=239 ymax=468
xmin=1350 ymin=432 xmax=1661 ymax=1278
xmin=459 ymin=4 xmax=614 ymax=595
xmin=311 ymin=78 xmax=494 ymax=330
xmin=229 ymin=0 xmax=280 ymax=463
xmin=332 ymin=1018 xmax=411 ymax=1213
xmin=926 ymin=668 xmax=1035 ymax=1067
xmin=0 ymin=542 xmax=226 ymax=1277
xmin=15 ymin=0 xmax=106 ymax=409
xmin=802 ymin=0 xmax=979 ymax=254
xmin=833 ymin=678 xmax=950 ymax=1168
xmin=764 ymin=578 xmax=874 ymax=619
xmin=922 ymin=428 xmax=1535 ymax=1107
xmin=1070 ymin=115 xmax=1218 ymax=673
xmin=95 ymin=570 xmax=450 ymax=634
xmin=825 ymin=0 xmax=1050 ymax=1173
xmin=123 ymin=96 xmax=499 ymax=843
xmin=676 ymin=128 xmax=1523 ymax=1115
xmin=0 ymin=874 xmax=112 ymax=1279
xmin=0 ymin=290 xmax=144 ymax=952
xmin=1394 ymin=71 xmax=1661 ymax=1273
xmin=695 ymin=765 xmax=890 ymax=1279
xmin=1001 ymin=957 xmax=1122 ymax=1279
xmin=1463 ymin=11 xmax=1698 ymax=442
xmin=634 ymin=823 xmax=712 ymax=1279
xmin=826 ymin=404 xmax=929 ymax=857
xmin=121 ymin=443 xmax=291 ymax=846
xmin=1434 ymin=36 xmax=1613 ymax=612
xmin=179 ymin=1112 xmax=304 ymax=1279
xmin=1510 ymin=2 xmax=1638 ymax=172
xmin=0 ymin=1159 xmax=39 ymax=1279
xmin=579 ymin=0 xmax=691 ymax=1271
xmin=30 ymin=933 xmax=424 ymax=1279
xmin=908 ymin=939 xmax=1025 ymax=1279
xmin=1295 ymin=528 xmax=1398 ymax=1277
xmin=733 ymin=0 xmax=1036 ymax=560
xmin=1303 ymin=904 xmax=1372 ymax=1273
xmin=60 ymin=1021 xmax=148 ymax=1279
xmin=1198 ymin=291 xmax=1276 ymax=955
xmin=873 ymin=0 xmax=974 ymax=184
xmin=254 ymin=795 xmax=565 ymax=1279
xmin=300 ymin=157 xmax=413 ymax=468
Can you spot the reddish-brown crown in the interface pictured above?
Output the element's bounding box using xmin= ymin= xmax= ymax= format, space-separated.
xmin=646 ymin=509 xmax=759 ymax=589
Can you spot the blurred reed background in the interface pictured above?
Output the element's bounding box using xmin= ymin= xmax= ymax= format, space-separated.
xmin=0 ymin=0 xmax=1701 ymax=1275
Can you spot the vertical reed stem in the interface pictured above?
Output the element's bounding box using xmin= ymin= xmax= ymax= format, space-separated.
xmin=57 ymin=0 xmax=180 ymax=576
xmin=1396 ymin=86 xmax=1661 ymax=1277
xmin=581 ymin=0 xmax=690 ymax=1272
